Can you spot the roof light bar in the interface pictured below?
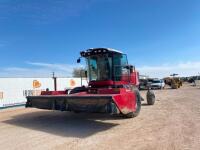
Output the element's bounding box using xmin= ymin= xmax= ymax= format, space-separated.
xmin=80 ymin=48 xmax=122 ymax=57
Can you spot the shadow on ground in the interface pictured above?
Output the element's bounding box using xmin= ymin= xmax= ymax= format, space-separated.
xmin=3 ymin=110 xmax=119 ymax=138
xmin=141 ymin=103 xmax=150 ymax=106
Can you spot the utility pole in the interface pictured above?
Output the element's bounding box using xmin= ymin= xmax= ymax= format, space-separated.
xmin=52 ymin=72 xmax=57 ymax=91
xmin=80 ymin=70 xmax=83 ymax=86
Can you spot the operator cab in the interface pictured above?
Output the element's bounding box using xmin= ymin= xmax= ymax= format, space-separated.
xmin=79 ymin=48 xmax=138 ymax=88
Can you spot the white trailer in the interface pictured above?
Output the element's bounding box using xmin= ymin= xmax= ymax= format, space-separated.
xmin=0 ymin=77 xmax=87 ymax=109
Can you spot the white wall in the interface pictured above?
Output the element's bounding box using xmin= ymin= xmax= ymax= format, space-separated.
xmin=0 ymin=78 xmax=87 ymax=108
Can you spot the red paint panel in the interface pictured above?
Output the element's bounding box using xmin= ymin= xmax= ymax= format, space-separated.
xmin=89 ymin=80 xmax=114 ymax=87
xmin=97 ymin=88 xmax=120 ymax=94
xmin=130 ymin=71 xmax=139 ymax=86
xmin=112 ymin=90 xmax=136 ymax=114
xmin=41 ymin=91 xmax=67 ymax=95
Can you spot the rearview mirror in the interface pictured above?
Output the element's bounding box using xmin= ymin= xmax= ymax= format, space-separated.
xmin=77 ymin=58 xmax=81 ymax=63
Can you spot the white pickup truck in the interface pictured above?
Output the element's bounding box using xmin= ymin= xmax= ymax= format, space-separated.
xmin=150 ymin=79 xmax=165 ymax=89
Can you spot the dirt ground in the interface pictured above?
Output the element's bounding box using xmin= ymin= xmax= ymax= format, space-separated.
xmin=0 ymin=84 xmax=200 ymax=150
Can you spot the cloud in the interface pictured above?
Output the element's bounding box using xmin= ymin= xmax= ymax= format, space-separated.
xmin=27 ymin=61 xmax=83 ymax=72
xmin=0 ymin=62 xmax=83 ymax=77
xmin=1 ymin=61 xmax=199 ymax=78
xmin=138 ymin=61 xmax=200 ymax=78
xmin=4 ymin=67 xmax=29 ymax=72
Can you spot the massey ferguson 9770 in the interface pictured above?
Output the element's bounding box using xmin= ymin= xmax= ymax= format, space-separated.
xmin=26 ymin=48 xmax=155 ymax=118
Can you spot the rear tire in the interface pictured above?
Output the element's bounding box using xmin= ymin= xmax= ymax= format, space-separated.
xmin=147 ymin=90 xmax=155 ymax=105
xmin=125 ymin=89 xmax=141 ymax=118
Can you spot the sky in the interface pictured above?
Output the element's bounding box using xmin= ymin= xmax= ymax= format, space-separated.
xmin=0 ymin=0 xmax=200 ymax=78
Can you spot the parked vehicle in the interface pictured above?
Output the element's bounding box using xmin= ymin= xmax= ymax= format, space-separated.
xmin=150 ymin=79 xmax=165 ymax=89
xmin=139 ymin=79 xmax=151 ymax=90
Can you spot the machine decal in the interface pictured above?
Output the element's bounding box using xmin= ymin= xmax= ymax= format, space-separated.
xmin=33 ymin=80 xmax=41 ymax=88
xmin=70 ymin=79 xmax=76 ymax=87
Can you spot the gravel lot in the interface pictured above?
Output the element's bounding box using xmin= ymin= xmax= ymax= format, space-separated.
xmin=0 ymin=84 xmax=199 ymax=150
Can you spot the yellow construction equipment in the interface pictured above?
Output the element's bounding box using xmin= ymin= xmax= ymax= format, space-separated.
xmin=164 ymin=77 xmax=182 ymax=89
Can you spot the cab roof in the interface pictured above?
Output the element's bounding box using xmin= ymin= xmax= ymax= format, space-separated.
xmin=80 ymin=48 xmax=123 ymax=57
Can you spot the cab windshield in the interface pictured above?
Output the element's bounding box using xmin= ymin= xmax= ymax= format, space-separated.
xmin=87 ymin=53 xmax=129 ymax=82
xmin=87 ymin=54 xmax=112 ymax=81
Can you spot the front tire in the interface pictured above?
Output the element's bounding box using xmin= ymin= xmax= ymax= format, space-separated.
xmin=147 ymin=90 xmax=155 ymax=105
